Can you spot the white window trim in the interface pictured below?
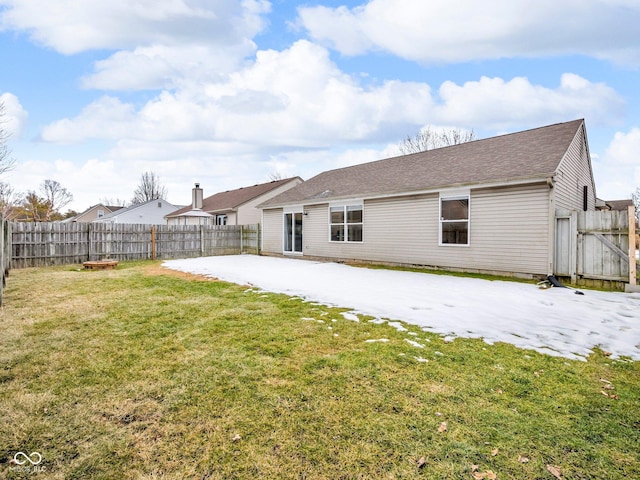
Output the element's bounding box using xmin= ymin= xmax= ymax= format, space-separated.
xmin=439 ymin=193 xmax=470 ymax=247
xmin=328 ymin=203 xmax=364 ymax=243
xmin=283 ymin=206 xmax=304 ymax=214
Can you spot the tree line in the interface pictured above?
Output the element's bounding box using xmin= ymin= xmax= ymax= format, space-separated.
xmin=0 ymin=172 xmax=168 ymax=222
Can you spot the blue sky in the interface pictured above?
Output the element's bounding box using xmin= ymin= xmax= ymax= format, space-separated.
xmin=1 ymin=0 xmax=639 ymax=212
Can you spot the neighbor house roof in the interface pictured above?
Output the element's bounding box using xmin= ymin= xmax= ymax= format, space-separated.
xmin=94 ymin=198 xmax=181 ymax=223
xmin=261 ymin=119 xmax=585 ymax=208
xmin=62 ymin=203 xmax=124 ymax=223
xmin=605 ymin=199 xmax=634 ymax=211
xmin=172 ymin=209 xmax=214 ymax=218
xmin=166 ymin=177 xmax=303 ymax=218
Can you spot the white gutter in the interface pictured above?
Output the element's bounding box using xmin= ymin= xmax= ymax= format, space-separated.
xmin=261 ymin=176 xmax=552 ymax=209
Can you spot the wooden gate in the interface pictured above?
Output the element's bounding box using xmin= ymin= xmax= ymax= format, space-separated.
xmin=555 ymin=207 xmax=637 ymax=289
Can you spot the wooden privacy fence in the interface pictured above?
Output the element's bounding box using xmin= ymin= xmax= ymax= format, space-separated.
xmin=555 ymin=207 xmax=637 ymax=290
xmin=10 ymin=222 xmax=260 ymax=268
xmin=0 ymin=219 xmax=11 ymax=305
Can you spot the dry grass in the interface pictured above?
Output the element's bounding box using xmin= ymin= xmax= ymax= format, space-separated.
xmin=1 ymin=260 xmax=639 ymax=479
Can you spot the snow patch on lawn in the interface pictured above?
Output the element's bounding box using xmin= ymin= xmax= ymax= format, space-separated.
xmin=405 ymin=339 xmax=426 ymax=349
xmin=341 ymin=312 xmax=360 ymax=322
xmin=163 ymin=255 xmax=640 ymax=361
xmin=388 ymin=321 xmax=408 ymax=332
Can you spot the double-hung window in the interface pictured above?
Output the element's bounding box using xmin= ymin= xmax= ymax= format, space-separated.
xmin=439 ymin=195 xmax=469 ymax=245
xmin=330 ymin=204 xmax=363 ymax=242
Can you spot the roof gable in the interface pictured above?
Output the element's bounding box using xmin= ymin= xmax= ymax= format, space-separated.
xmin=262 ymin=119 xmax=585 ymax=207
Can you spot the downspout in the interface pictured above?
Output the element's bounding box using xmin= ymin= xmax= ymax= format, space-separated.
xmin=260 ymin=208 xmax=264 ymax=255
xmin=546 ymin=176 xmax=556 ymax=277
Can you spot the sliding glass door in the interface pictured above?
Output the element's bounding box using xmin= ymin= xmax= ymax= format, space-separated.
xmin=284 ymin=212 xmax=303 ymax=254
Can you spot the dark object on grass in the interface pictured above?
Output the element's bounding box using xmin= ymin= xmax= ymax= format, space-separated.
xmin=546 ymin=275 xmax=585 ymax=295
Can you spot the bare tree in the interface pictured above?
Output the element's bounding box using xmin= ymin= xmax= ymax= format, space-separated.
xmin=40 ymin=179 xmax=73 ymax=221
xmin=0 ymin=100 xmax=17 ymax=176
xmin=267 ymin=171 xmax=285 ymax=181
xmin=398 ymin=126 xmax=476 ymax=155
xmin=99 ymin=197 xmax=127 ymax=207
xmin=0 ymin=181 xmax=22 ymax=220
xmin=18 ymin=180 xmax=73 ymax=222
xmin=131 ymin=171 xmax=167 ymax=205
xmin=20 ymin=192 xmax=49 ymax=222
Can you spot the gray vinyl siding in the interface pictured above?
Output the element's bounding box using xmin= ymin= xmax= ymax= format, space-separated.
xmin=303 ymin=204 xmax=330 ymax=252
xmin=469 ymin=184 xmax=550 ymax=275
xmin=301 ymin=184 xmax=550 ymax=276
xmin=238 ymin=178 xmax=303 ymax=225
xmin=553 ymin=124 xmax=596 ymax=211
xmin=262 ymin=208 xmax=283 ymax=253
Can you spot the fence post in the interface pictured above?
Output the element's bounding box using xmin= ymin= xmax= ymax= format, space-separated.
xmin=151 ymin=226 xmax=156 ymax=260
xmin=87 ymin=223 xmax=92 ymax=261
xmin=4 ymin=219 xmax=11 ymax=274
xmin=628 ymin=206 xmax=637 ymax=290
xmin=200 ymin=225 xmax=205 ymax=256
xmin=570 ymin=211 xmax=578 ymax=284
xmin=0 ymin=220 xmax=4 ymax=306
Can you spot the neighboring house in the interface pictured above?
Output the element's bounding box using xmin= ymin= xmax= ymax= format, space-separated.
xmin=164 ymin=183 xmax=215 ymax=226
xmin=165 ymin=178 xmax=303 ymax=226
xmin=259 ymin=119 xmax=596 ymax=278
xmin=596 ymin=198 xmax=634 ymax=211
xmin=63 ymin=203 xmax=124 ymax=223
xmin=93 ymin=199 xmax=181 ymax=225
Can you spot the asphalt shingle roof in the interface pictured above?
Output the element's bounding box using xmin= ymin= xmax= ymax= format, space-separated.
xmin=261 ymin=119 xmax=584 ymax=207
xmin=167 ymin=177 xmax=302 ymax=217
xmin=606 ymin=199 xmax=634 ymax=211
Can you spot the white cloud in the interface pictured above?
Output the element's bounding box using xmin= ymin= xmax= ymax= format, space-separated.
xmin=41 ymin=41 xmax=435 ymax=147
xmin=0 ymin=92 xmax=28 ymax=138
xmin=0 ymin=0 xmax=270 ymax=54
xmin=41 ymin=97 xmax=136 ymax=143
xmin=81 ymin=42 xmax=256 ymax=91
xmin=433 ymin=74 xmax=625 ymax=130
xmin=604 ymin=128 xmax=640 ymax=165
xmin=1 ymin=0 xmax=270 ymax=91
xmin=593 ymin=127 xmax=640 ymax=200
xmin=40 ymin=42 xmax=624 ymax=149
xmin=298 ymin=0 xmax=640 ymax=66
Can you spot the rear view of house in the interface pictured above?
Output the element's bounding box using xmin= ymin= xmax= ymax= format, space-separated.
xmin=259 ymin=119 xmax=596 ymax=278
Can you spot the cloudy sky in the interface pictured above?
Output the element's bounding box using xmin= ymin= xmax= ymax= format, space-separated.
xmin=1 ymin=0 xmax=639 ymax=212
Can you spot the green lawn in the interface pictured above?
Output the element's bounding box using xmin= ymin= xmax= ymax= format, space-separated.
xmin=1 ymin=261 xmax=638 ymax=479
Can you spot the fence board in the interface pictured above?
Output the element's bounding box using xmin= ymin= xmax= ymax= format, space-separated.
xmin=10 ymin=222 xmax=260 ymax=268
xmin=0 ymin=219 xmax=8 ymax=305
xmin=556 ymin=209 xmax=631 ymax=284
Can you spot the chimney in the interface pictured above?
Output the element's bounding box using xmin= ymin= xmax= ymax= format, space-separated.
xmin=192 ymin=183 xmax=203 ymax=209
